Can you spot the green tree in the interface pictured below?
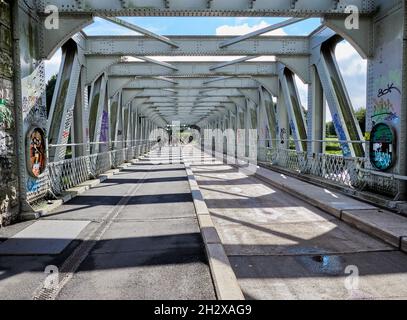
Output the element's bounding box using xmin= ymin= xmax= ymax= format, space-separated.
xmin=46 ymin=75 xmax=57 ymax=117
xmin=325 ymin=107 xmax=366 ymax=138
xmin=354 ymin=107 xmax=366 ymax=134
xmin=326 ymin=121 xmax=336 ymax=137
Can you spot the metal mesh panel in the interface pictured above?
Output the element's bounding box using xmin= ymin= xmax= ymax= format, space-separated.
xmin=26 ymin=171 xmax=51 ymax=203
xmin=48 ymin=155 xmax=91 ymax=195
xmin=32 ymin=147 xmax=139 ymax=200
xmin=363 ymin=173 xmax=398 ymax=196
xmin=263 ymin=147 xmax=397 ymax=196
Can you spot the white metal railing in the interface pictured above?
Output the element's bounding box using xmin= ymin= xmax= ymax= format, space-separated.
xmin=261 ymin=139 xmax=398 ymax=196
xmin=263 ymin=147 xmax=366 ymax=188
xmin=27 ymin=140 xmax=153 ymax=203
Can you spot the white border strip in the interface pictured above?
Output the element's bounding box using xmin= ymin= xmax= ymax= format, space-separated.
xmin=183 ymin=157 xmax=244 ymax=300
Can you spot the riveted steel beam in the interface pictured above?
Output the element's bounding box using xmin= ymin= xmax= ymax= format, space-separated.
xmin=37 ymin=0 xmax=376 ymax=17
xmin=123 ymin=77 xmax=273 ymax=89
xmin=147 ymin=96 xmax=231 ymax=103
xmin=85 ymin=35 xmax=310 ymax=56
xmin=122 ymin=88 xmax=244 ymax=97
xmin=106 ymin=61 xmax=278 ymax=78
xmin=39 ymin=17 xmax=91 ymax=59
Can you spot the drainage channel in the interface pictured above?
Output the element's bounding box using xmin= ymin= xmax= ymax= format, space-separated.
xmin=32 ymin=161 xmax=154 ymax=300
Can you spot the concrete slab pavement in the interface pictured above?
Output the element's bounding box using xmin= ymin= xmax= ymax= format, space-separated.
xmin=52 ymin=148 xmax=216 ymax=300
xmin=186 ymin=146 xmax=407 ymax=300
xmin=0 ymin=220 xmax=90 ymax=255
xmin=0 ymin=148 xmax=216 ymax=300
xmin=229 ymin=251 xmax=407 ymax=300
xmin=183 ymin=156 xmax=245 ymax=300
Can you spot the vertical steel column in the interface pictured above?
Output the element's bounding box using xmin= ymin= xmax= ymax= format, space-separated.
xmin=279 ymin=66 xmax=307 ymax=152
xmin=134 ymin=104 xmax=139 ymax=158
xmin=146 ymin=119 xmax=151 ymax=152
xmin=47 ymin=41 xmax=82 ymax=161
xmin=88 ymin=74 xmax=107 ymax=154
xmin=309 ymin=65 xmax=326 ymax=155
xmin=73 ymin=66 xmax=88 ymax=157
xmin=315 ymin=40 xmax=364 ymax=157
xmin=277 ymin=84 xmax=290 ymax=150
xmin=398 ymin=2 xmax=407 ymax=199
xmin=140 ymin=116 xmax=144 ymax=154
xmin=244 ymin=98 xmax=251 ymax=157
xmin=109 ymin=92 xmax=121 ymax=150
xmin=258 ymin=87 xmax=275 ymax=160
xmin=123 ymin=103 xmax=130 ymax=149
xmin=11 ymin=1 xmax=30 ymax=213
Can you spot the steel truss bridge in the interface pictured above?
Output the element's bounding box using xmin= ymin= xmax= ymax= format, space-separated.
xmin=0 ymin=0 xmax=407 ymax=223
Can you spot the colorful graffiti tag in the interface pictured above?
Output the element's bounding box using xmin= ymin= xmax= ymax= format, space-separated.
xmin=332 ymin=113 xmax=351 ymax=157
xmin=372 ymin=68 xmax=401 ymax=126
xmin=100 ymin=110 xmax=109 ymax=143
xmin=371 ymin=98 xmax=399 ymax=126
xmin=0 ymin=130 xmax=14 ymax=157
xmin=279 ymin=128 xmax=287 ymax=144
xmin=21 ymin=65 xmax=47 ymax=122
xmin=369 ymin=123 xmax=395 ymax=171
xmin=0 ymin=99 xmax=13 ymax=129
xmin=28 ymin=127 xmax=46 ymax=177
xmin=26 ymin=178 xmax=40 ymax=193
xmin=0 ymin=156 xmax=13 ymax=184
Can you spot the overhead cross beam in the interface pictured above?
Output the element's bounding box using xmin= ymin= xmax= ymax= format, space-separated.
xmin=106 ymin=61 xmax=278 ymax=78
xmin=37 ymin=1 xmax=376 ymax=17
xmin=122 ymin=88 xmax=244 ymax=97
xmin=85 ymin=35 xmax=310 ymax=56
xmin=123 ymin=77 xmax=272 ymax=89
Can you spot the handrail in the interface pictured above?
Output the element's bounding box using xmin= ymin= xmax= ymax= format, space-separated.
xmin=264 ymin=145 xmax=407 ymax=182
xmin=48 ymin=139 xmax=151 ymax=148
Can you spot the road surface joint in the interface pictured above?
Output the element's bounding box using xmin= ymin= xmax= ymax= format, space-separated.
xmin=183 ymin=150 xmax=245 ymax=301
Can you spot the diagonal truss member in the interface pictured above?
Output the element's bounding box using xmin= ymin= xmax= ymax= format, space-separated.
xmin=219 ymin=17 xmax=307 ymax=48
xmin=101 ymin=16 xmax=179 ymax=48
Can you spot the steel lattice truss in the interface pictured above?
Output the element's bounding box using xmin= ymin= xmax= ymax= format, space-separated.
xmin=39 ymin=0 xmax=399 ymax=163
xmin=4 ymin=0 xmax=403 ymax=206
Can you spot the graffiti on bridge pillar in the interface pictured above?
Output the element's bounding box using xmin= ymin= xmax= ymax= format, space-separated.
xmin=369 ymin=123 xmax=395 ymax=171
xmin=27 ymin=127 xmax=46 ymax=177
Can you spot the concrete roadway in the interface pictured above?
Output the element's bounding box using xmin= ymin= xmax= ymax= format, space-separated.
xmin=2 ymin=146 xmax=407 ymax=300
xmin=0 ymin=147 xmax=216 ymax=300
xmin=184 ymin=148 xmax=407 ymax=300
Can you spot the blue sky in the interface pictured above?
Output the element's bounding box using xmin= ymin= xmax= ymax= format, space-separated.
xmin=46 ymin=17 xmax=367 ymax=122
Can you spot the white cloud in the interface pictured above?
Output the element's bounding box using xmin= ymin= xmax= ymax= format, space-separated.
xmin=335 ymin=41 xmax=356 ymax=61
xmin=335 ymin=40 xmax=367 ymax=109
xmin=216 ymin=20 xmax=287 ymax=36
xmin=335 ymin=41 xmax=367 ymax=76
xmin=295 ymin=75 xmax=308 ymax=109
xmin=45 ymin=49 xmax=62 ymax=82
